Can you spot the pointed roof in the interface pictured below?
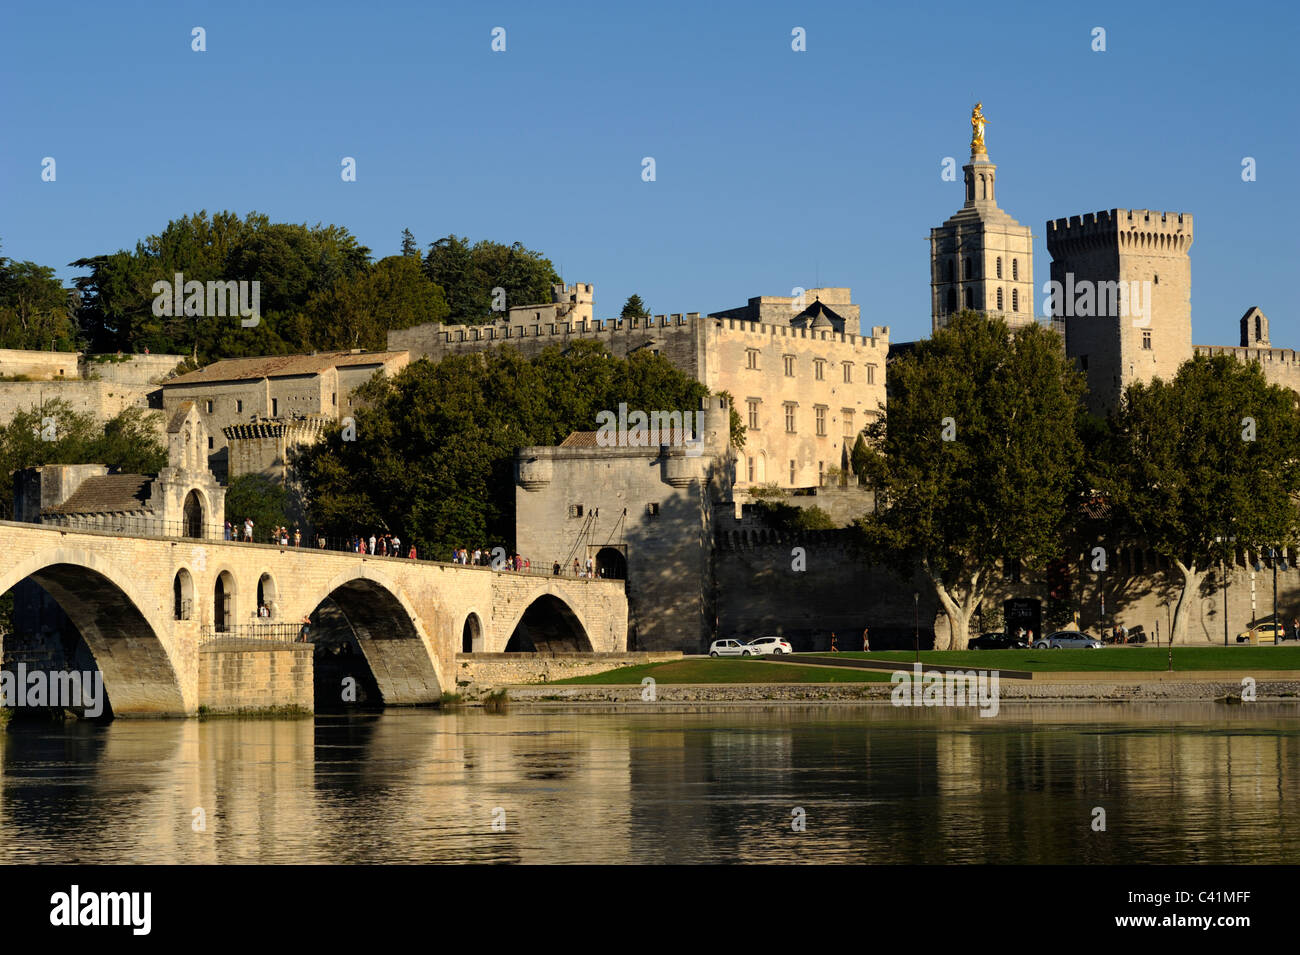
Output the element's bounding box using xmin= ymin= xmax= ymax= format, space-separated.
xmin=167 ymin=401 xmax=197 ymax=434
xmin=793 ymin=298 xmax=844 ymax=329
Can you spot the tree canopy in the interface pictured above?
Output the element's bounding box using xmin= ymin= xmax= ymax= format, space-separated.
xmin=855 ymin=311 xmax=1087 ymax=649
xmin=293 ymin=340 xmax=710 ymax=559
xmin=1097 ymin=353 xmax=1300 ymax=642
xmin=0 ymin=242 xmax=77 ymax=351
xmin=423 ymin=235 xmax=560 ymax=324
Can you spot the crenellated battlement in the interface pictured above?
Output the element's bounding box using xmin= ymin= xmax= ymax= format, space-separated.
xmin=710 ymin=317 xmax=890 ymax=350
xmin=1047 ymin=209 xmax=1194 ymax=254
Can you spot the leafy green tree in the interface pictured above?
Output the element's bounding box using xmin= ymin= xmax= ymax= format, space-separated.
xmin=224 ymin=473 xmax=290 ymax=537
xmin=294 ymin=342 xmax=707 ymax=559
xmin=855 ymin=311 xmax=1086 ymax=649
xmin=620 ymin=294 xmax=649 ymax=318
xmin=0 ymin=247 xmax=77 ymax=351
xmin=1097 ymin=354 xmax=1300 ymax=643
xmin=850 ymin=433 xmax=869 ymax=477
xmin=299 ymin=255 xmax=449 ymax=351
xmin=400 ymin=228 xmax=419 ymax=258
xmin=424 ymin=235 xmax=560 ymax=324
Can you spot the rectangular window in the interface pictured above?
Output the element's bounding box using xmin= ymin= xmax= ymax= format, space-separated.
xmin=1142 ymin=331 xmax=1152 ymax=350
xmin=815 ymin=406 xmax=827 ymax=437
xmin=272 ymin=398 xmax=279 ymax=416
xmin=842 ymin=362 xmax=853 ymax=383
xmin=783 ymin=355 xmax=795 ymax=377
xmin=784 ymin=403 xmax=796 ymax=433
xmin=814 ymin=359 xmax=825 ymax=381
xmin=746 ymin=349 xmax=759 ymax=370
xmin=747 ymin=399 xmax=760 ymax=431
xmin=843 ymin=410 xmax=855 ymax=437
xmin=747 ymin=458 xmax=755 ymax=482
xmin=205 ymin=400 xmax=213 ymax=414
xmin=568 ymin=504 xmax=584 ymax=519
xmin=789 ymin=460 xmax=795 ymax=484
xmin=236 ymin=399 xmax=243 ymax=413
xmin=818 ymin=461 xmax=825 ymax=485
xmin=208 ymin=436 xmax=214 ymax=450
xmin=865 ymin=364 xmax=876 ymax=386
xmin=646 ymin=503 xmax=660 ymax=517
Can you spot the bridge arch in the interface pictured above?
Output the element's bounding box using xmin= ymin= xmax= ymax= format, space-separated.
xmin=213 ymin=568 xmax=238 ymax=631
xmin=500 ymin=586 xmax=594 ymax=653
xmin=0 ymin=548 xmax=187 ymax=716
xmin=461 ymin=611 xmax=485 ymax=653
xmin=256 ymin=571 xmax=279 ymax=618
xmin=173 ymin=567 xmax=195 ymax=621
xmin=302 ymin=565 xmax=442 ymax=704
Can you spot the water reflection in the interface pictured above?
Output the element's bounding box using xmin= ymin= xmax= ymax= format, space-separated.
xmin=0 ymin=704 xmax=1295 ymax=863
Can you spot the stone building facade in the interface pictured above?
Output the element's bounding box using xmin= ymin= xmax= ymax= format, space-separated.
xmin=162 ymin=350 xmax=408 ymax=480
xmin=514 ymin=396 xmax=734 ymax=651
xmin=391 ymin=286 xmax=888 ymax=492
xmin=929 ymin=134 xmax=1035 ymax=333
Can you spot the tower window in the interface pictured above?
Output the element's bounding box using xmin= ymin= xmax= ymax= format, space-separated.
xmin=963 ymin=258 xmax=971 ymax=280
xmin=1142 ymin=331 xmax=1152 ymax=350
xmin=996 ymin=257 xmax=1002 ymax=279
xmin=842 ymin=362 xmax=853 ymax=383
xmin=946 ymin=288 xmax=957 ymax=313
xmin=964 ymin=288 xmax=973 ymax=309
xmin=784 ymin=403 xmax=796 ymax=433
xmin=1012 ymin=289 xmax=1019 ymax=312
xmin=747 ymin=399 xmax=760 ymax=430
xmin=204 ymin=400 xmax=213 ymax=414
xmin=783 ymin=355 xmax=795 ymax=377
xmin=746 ymin=349 xmax=759 ymax=370
xmin=569 ymin=504 xmax=584 ymax=518
xmin=1012 ymin=259 xmax=1019 ymax=281
xmin=997 ymin=288 xmax=1004 ymax=311
xmin=815 ymin=406 xmax=827 ymax=437
xmin=866 ymin=364 xmax=876 ymax=385
xmin=946 ymin=260 xmax=955 ymax=282
xmin=236 ymin=400 xmax=243 ymax=413
xmin=789 ymin=460 xmax=796 ymax=484
xmin=814 ymin=359 xmax=825 ymax=381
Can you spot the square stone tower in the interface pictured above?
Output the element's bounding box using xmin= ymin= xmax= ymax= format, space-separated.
xmin=1045 ymin=209 xmax=1194 ymax=415
xmin=930 ymin=104 xmax=1035 ymax=333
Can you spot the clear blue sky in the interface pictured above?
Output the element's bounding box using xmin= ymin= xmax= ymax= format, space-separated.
xmin=3 ymin=0 xmax=1296 ymax=345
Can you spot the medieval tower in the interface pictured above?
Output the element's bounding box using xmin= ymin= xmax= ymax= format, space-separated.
xmin=1046 ymin=209 xmax=1194 ymax=414
xmin=929 ymin=103 xmax=1036 ymax=334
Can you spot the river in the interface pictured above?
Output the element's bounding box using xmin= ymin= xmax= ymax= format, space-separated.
xmin=1 ymin=703 xmax=1296 ymax=863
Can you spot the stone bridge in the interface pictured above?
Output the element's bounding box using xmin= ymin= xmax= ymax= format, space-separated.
xmin=0 ymin=520 xmax=628 ymax=717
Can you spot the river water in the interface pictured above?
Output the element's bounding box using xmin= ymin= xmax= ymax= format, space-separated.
xmin=1 ymin=703 xmax=1296 ymax=864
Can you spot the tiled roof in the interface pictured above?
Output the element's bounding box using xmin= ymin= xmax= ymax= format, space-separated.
xmin=165 ymin=351 xmax=406 ymax=386
xmin=44 ymin=474 xmax=153 ymax=514
xmin=560 ymin=424 xmax=698 ymax=448
xmin=166 ymin=401 xmax=196 ymax=433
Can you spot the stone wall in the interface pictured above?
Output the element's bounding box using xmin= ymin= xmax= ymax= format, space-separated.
xmin=198 ymin=642 xmax=314 ymax=713
xmin=0 ymin=349 xmax=79 ymax=379
xmin=453 ymin=651 xmax=682 ymax=687
xmin=0 ymin=380 xmax=161 ymax=426
xmin=83 ymin=354 xmax=185 ymax=386
xmin=1194 ymin=344 xmax=1300 ymax=395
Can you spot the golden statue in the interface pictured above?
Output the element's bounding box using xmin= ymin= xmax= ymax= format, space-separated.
xmin=970 ymin=102 xmax=988 ymax=153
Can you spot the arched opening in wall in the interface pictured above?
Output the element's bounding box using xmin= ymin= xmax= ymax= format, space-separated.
xmin=183 ymin=490 xmax=204 ymax=539
xmin=257 ymin=573 xmax=278 ymax=618
xmin=594 ymin=547 xmax=627 ymax=580
xmin=307 ymin=577 xmax=440 ymax=710
xmin=946 ymin=288 xmax=957 ymax=313
xmin=173 ymin=569 xmax=194 ymax=620
xmin=214 ymin=571 xmax=235 ymax=632
xmin=756 ymin=451 xmax=766 ymax=483
xmin=964 ymin=288 xmax=973 ymax=309
xmin=462 ymin=613 xmax=483 ymax=653
xmin=1 ymin=563 xmax=188 ymax=718
xmin=505 ymin=594 xmax=592 ymax=653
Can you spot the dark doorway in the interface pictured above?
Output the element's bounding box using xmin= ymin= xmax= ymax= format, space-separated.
xmin=594 ymin=546 xmax=627 ymax=580
xmin=183 ymin=490 xmax=203 ymax=538
xmin=214 ymin=571 xmax=234 ymax=632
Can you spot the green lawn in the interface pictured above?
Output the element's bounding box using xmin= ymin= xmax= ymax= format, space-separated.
xmin=553 ymin=658 xmax=894 ymax=685
xmin=823 ymin=647 xmax=1300 ymax=672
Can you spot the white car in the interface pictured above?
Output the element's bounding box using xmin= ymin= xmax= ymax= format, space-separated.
xmin=1034 ymin=630 xmax=1102 ymax=649
xmin=746 ymin=637 xmax=793 ymax=656
xmin=708 ymin=639 xmax=755 ymax=657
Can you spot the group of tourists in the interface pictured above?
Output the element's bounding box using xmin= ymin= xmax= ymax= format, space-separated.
xmin=349 ymin=533 xmax=415 ymax=559
xmin=223 ymin=519 xmax=302 ymax=547
xmin=453 ymin=547 xmax=531 ymax=571
xmin=552 ymin=557 xmax=605 ymax=578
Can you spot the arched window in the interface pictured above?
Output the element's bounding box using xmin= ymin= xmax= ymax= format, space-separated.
xmin=963 ymin=287 xmax=973 ymax=309
xmin=963 ymin=258 xmax=971 ymax=280
xmin=997 ymin=288 xmax=1004 ymax=311
xmin=996 ymin=257 xmax=1002 ymax=279
xmin=1012 ymin=289 xmax=1019 ymax=312
xmin=946 ymin=259 xmax=955 ymax=282
xmin=946 ymin=288 xmax=957 ymax=313
xmin=1012 ymin=259 xmax=1018 ymax=281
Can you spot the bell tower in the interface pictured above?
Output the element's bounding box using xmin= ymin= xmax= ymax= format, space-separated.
xmin=929 ymin=104 xmax=1036 ymax=333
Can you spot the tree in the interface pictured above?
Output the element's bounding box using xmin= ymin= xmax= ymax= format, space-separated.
xmin=850 ymin=433 xmax=869 ymax=477
xmin=855 ymin=311 xmax=1086 ymax=649
xmin=620 ymin=294 xmax=649 ymax=318
xmin=400 ymin=228 xmax=419 ymax=258
xmin=299 ymin=255 xmax=449 ymax=350
xmin=424 ymin=235 xmax=560 ymax=324
xmin=0 ymin=247 xmax=77 ymax=351
xmin=224 ymin=473 xmax=290 ymax=536
xmin=1098 ymin=354 xmax=1300 ymax=643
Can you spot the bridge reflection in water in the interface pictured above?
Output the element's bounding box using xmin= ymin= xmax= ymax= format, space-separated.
xmin=0 ymin=704 xmax=1296 ymax=864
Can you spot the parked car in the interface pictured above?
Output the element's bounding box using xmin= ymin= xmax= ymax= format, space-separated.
xmin=746 ymin=636 xmax=793 ymax=655
xmin=709 ymin=639 xmax=755 ymax=657
xmin=1237 ymin=621 xmax=1286 ymax=645
xmin=1034 ymin=630 xmax=1102 ymax=649
xmin=969 ymin=631 xmax=1028 ymax=650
